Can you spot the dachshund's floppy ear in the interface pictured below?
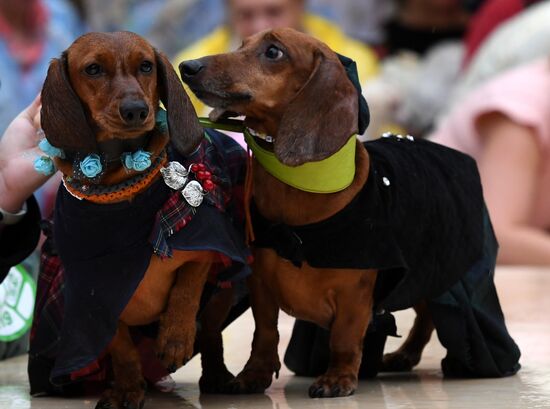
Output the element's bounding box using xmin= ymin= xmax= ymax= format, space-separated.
xmin=275 ymin=52 xmax=358 ymax=166
xmin=155 ymin=50 xmax=203 ymax=155
xmin=41 ymin=52 xmax=98 ymax=153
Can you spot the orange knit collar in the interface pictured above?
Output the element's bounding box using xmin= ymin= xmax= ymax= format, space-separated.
xmin=63 ymin=151 xmax=168 ymax=204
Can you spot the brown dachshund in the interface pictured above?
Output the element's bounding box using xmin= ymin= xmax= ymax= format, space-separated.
xmin=181 ymin=29 xmax=377 ymax=398
xmin=39 ymin=32 xmax=240 ymax=409
xmin=180 ymin=28 xmax=521 ymax=398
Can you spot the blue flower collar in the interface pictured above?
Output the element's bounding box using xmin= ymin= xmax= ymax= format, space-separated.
xmin=34 ymin=110 xmax=168 ymax=180
xmin=35 ymin=138 xmax=154 ymax=181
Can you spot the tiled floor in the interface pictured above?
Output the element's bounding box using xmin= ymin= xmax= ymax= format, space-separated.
xmin=1 ymin=266 xmax=549 ymax=409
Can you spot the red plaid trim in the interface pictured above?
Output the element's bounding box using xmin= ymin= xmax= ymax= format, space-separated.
xmin=31 ymin=250 xmax=64 ymax=342
xmin=150 ymin=132 xmax=246 ymax=258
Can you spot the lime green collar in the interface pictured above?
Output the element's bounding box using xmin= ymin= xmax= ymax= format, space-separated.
xmin=198 ymin=117 xmax=357 ymax=194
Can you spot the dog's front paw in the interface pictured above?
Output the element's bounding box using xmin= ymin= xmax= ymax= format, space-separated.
xmin=199 ymin=365 xmax=235 ymax=394
xmin=308 ymin=372 xmax=357 ymax=398
xmin=95 ymin=382 xmax=146 ymax=409
xmin=156 ymin=323 xmax=196 ymax=373
xmin=225 ymin=368 xmax=275 ymax=394
xmin=380 ymin=350 xmax=421 ymax=372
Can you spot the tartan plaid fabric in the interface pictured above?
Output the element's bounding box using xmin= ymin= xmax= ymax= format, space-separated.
xmin=30 ymin=130 xmax=249 ymax=394
xmin=31 ymin=238 xmax=64 ymax=349
xmin=151 ymin=130 xmax=247 ymax=258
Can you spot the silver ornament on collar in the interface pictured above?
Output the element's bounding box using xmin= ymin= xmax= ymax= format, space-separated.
xmin=161 ymin=161 xmax=189 ymax=191
xmin=182 ymin=180 xmax=206 ymax=207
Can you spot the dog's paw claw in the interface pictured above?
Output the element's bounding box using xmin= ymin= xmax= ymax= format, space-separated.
xmin=308 ymin=373 xmax=356 ymax=398
xmin=308 ymin=385 xmax=324 ymax=398
xmin=156 ymin=325 xmax=196 ymax=373
xmin=95 ymin=400 xmax=115 ymax=409
xmin=381 ymin=351 xmax=420 ymax=372
xmin=122 ymin=401 xmax=144 ymax=409
xmin=157 ymin=338 xmax=194 ymax=373
xmin=95 ymin=387 xmax=145 ymax=409
xmin=225 ymin=369 xmax=273 ymax=394
xmin=199 ymin=367 xmax=235 ymax=394
xmin=96 ymin=390 xmax=116 ymax=409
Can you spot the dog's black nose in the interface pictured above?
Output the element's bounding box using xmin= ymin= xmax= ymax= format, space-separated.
xmin=119 ymin=100 xmax=149 ymax=126
xmin=179 ymin=59 xmax=204 ymax=77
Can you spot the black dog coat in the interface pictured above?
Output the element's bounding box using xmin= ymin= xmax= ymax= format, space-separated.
xmin=253 ymin=135 xmax=521 ymax=378
xmin=29 ymin=129 xmax=251 ymax=392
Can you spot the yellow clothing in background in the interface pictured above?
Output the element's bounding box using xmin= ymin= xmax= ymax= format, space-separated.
xmin=173 ymin=14 xmax=379 ymax=116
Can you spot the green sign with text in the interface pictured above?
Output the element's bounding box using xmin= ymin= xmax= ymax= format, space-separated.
xmin=0 ymin=265 xmax=36 ymax=342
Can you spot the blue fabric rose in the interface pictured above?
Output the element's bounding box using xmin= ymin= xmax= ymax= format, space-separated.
xmin=38 ymin=138 xmax=65 ymax=158
xmin=34 ymin=156 xmax=56 ymax=176
xmin=80 ymin=154 xmax=103 ymax=178
xmin=123 ymin=150 xmax=152 ymax=172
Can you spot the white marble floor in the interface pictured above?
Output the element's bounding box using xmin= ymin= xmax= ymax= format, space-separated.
xmin=1 ymin=266 xmax=549 ymax=409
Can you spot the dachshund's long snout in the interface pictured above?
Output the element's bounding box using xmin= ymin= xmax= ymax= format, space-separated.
xmin=119 ymin=99 xmax=149 ymax=126
xmin=179 ymin=59 xmax=205 ymax=78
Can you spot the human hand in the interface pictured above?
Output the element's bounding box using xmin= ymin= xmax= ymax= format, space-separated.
xmin=0 ymin=95 xmax=51 ymax=212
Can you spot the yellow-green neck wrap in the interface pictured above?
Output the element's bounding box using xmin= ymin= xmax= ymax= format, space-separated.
xmin=199 ymin=117 xmax=357 ymax=194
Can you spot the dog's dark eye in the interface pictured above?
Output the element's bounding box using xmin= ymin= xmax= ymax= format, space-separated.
xmin=265 ymin=45 xmax=284 ymax=60
xmin=84 ymin=63 xmax=102 ymax=76
xmin=140 ymin=61 xmax=153 ymax=73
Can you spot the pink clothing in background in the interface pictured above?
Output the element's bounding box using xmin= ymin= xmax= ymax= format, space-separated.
xmin=462 ymin=0 xmax=524 ymax=69
xmin=431 ymin=59 xmax=550 ymax=228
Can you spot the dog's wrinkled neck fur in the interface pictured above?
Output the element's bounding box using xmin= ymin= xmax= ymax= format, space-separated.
xmin=252 ymin=138 xmax=370 ymax=226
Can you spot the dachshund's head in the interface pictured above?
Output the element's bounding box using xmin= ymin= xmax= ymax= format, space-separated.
xmin=41 ymin=31 xmax=202 ymax=157
xmin=180 ymin=28 xmax=359 ymax=166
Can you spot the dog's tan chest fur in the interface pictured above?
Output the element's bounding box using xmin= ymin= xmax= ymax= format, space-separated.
xmin=254 ymin=248 xmax=377 ymax=329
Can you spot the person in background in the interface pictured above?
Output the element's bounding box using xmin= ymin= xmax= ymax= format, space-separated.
xmin=448 ymin=0 xmax=550 ymax=110
xmin=320 ymin=0 xmax=395 ymax=47
xmin=0 ymin=0 xmax=83 ymax=135
xmin=430 ymin=59 xmax=550 ymax=265
xmin=0 ymin=97 xmax=46 ymax=360
xmin=174 ymin=0 xmax=379 ymax=119
xmin=0 ymin=97 xmax=44 ymax=282
xmin=79 ymin=0 xmax=203 ymax=58
xmin=462 ymin=0 xmax=543 ymax=69
xmin=0 ymin=0 xmax=83 ymax=214
xmin=383 ymin=0 xmax=470 ymax=57
xmin=363 ymin=0 xmax=474 ymax=138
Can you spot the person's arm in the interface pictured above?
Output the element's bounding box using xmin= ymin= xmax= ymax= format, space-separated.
xmin=476 ymin=111 xmax=550 ymax=265
xmin=0 ymin=96 xmax=48 ymax=213
xmin=0 ymin=196 xmax=41 ymax=281
xmin=0 ymin=96 xmax=49 ymax=281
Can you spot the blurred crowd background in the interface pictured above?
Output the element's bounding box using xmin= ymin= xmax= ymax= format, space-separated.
xmin=3 ymin=0 xmax=550 ymax=361
xmin=2 ymin=0 xmax=550 ymax=264
xmin=1 ymin=0 xmax=547 ymax=136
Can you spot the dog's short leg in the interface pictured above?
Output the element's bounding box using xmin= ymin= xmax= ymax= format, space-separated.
xmin=309 ymin=270 xmax=377 ymax=398
xmin=381 ymin=301 xmax=434 ymax=372
xmin=96 ymin=323 xmax=146 ymax=409
xmin=157 ymin=261 xmax=211 ymax=373
xmin=198 ymin=287 xmax=235 ymax=393
xmin=227 ymin=273 xmax=281 ymax=394
xmin=308 ymin=308 xmax=370 ymax=398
